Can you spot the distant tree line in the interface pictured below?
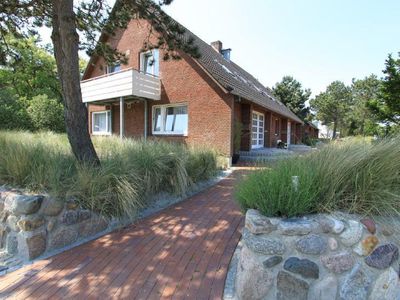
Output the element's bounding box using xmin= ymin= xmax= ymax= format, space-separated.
xmin=272 ymin=52 xmax=400 ymax=138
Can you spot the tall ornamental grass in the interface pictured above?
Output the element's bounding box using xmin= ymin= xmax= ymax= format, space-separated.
xmin=0 ymin=131 xmax=218 ymax=218
xmin=236 ymin=137 xmax=400 ymax=218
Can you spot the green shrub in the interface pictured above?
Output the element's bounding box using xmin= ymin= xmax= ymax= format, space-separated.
xmin=0 ymin=131 xmax=218 ymax=218
xmin=0 ymin=89 xmax=32 ymax=130
xmin=27 ymin=94 xmax=65 ymax=132
xmin=236 ymin=137 xmax=400 ymax=218
xmin=302 ymin=135 xmax=318 ymax=147
xmin=186 ymin=148 xmax=218 ymax=182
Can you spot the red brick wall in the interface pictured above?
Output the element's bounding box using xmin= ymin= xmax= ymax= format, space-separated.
xmin=239 ymin=103 xmax=251 ymax=151
xmin=112 ymin=101 xmax=145 ymax=138
xmin=86 ymin=19 xmax=233 ymax=156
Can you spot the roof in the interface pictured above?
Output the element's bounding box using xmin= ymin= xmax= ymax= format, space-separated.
xmin=305 ymin=121 xmax=319 ymax=130
xmin=181 ymin=28 xmax=303 ymax=123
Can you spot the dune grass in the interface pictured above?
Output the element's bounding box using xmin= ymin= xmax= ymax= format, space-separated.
xmin=236 ymin=136 xmax=400 ymax=218
xmin=0 ymin=131 xmax=218 ymax=218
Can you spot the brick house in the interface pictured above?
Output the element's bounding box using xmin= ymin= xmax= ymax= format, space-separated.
xmin=81 ymin=17 xmax=304 ymax=164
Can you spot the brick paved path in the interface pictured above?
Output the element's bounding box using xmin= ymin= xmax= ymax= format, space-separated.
xmin=0 ymin=172 xmax=244 ymax=299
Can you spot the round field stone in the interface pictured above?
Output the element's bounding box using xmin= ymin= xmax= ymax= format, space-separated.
xmin=370 ymin=267 xmax=398 ymax=299
xmin=242 ymin=229 xmax=285 ymax=255
xmin=61 ymin=210 xmax=78 ymax=225
xmin=318 ymin=216 xmax=345 ymax=234
xmin=48 ymin=227 xmax=78 ymax=250
xmin=40 ymin=197 xmax=64 ymax=216
xmin=263 ymin=256 xmax=283 ymax=268
xmin=340 ymin=220 xmax=363 ymax=246
xmin=17 ymin=216 xmax=45 ymax=231
xmin=365 ymin=244 xmax=399 ymax=269
xmin=328 ymin=237 xmax=338 ymax=250
xmin=295 ymin=234 xmax=327 ymax=255
xmin=277 ymin=270 xmax=309 ymax=300
xmin=236 ymin=246 xmax=274 ymax=300
xmin=17 ymin=232 xmax=46 ymax=260
xmin=360 ymin=218 xmax=376 ymax=234
xmin=339 ymin=264 xmax=371 ymax=300
xmin=5 ymin=194 xmax=43 ymax=216
xmin=278 ymin=218 xmax=315 ymax=235
xmin=283 ymin=257 xmax=319 ymax=279
xmin=321 ymin=252 xmax=354 ymax=273
xmin=245 ymin=209 xmax=277 ymax=234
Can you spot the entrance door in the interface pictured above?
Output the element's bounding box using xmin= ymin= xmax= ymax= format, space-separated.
xmin=251 ymin=111 xmax=264 ymax=149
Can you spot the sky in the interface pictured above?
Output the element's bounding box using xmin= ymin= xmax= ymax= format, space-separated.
xmin=161 ymin=0 xmax=400 ymax=96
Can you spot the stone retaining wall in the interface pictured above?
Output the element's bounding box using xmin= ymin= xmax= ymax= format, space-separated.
xmin=232 ymin=209 xmax=400 ymax=300
xmin=0 ymin=186 xmax=119 ymax=272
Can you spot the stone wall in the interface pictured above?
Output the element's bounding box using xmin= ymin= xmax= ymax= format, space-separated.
xmin=0 ymin=186 xmax=117 ymax=272
xmin=232 ymin=209 xmax=400 ymax=300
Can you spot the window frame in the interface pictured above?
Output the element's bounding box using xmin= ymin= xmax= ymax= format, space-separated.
xmin=152 ymin=103 xmax=188 ymax=136
xmin=106 ymin=63 xmax=121 ymax=74
xmin=92 ymin=110 xmax=112 ymax=135
xmin=140 ymin=49 xmax=159 ymax=77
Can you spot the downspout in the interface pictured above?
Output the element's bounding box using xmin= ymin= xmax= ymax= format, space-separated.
xmin=144 ymin=100 xmax=148 ymax=141
xmin=120 ymin=96 xmax=124 ymax=139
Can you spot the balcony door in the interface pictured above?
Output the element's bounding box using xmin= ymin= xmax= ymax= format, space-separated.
xmin=251 ymin=111 xmax=264 ymax=149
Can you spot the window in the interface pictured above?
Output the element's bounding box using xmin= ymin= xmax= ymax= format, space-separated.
xmin=140 ymin=49 xmax=159 ymax=76
xmin=152 ymin=104 xmax=188 ymax=135
xmin=106 ymin=64 xmax=121 ymax=74
xmin=275 ymin=119 xmax=280 ymax=135
xmin=92 ymin=111 xmax=111 ymax=135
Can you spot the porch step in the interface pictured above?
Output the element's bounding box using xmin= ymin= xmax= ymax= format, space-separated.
xmin=288 ymin=144 xmax=312 ymax=152
xmin=238 ymin=155 xmax=291 ymax=163
xmin=238 ymin=148 xmax=294 ymax=163
xmin=239 ymin=149 xmax=294 ymax=157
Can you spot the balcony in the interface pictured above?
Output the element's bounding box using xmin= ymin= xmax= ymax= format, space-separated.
xmin=81 ymin=68 xmax=161 ymax=103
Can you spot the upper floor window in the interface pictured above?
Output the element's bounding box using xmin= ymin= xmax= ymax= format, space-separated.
xmin=140 ymin=49 xmax=159 ymax=76
xmin=153 ymin=104 xmax=188 ymax=135
xmin=92 ymin=110 xmax=111 ymax=135
xmin=106 ymin=64 xmax=121 ymax=74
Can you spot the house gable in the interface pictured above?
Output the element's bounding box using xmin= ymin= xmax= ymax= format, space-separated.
xmin=85 ymin=19 xmax=235 ymax=156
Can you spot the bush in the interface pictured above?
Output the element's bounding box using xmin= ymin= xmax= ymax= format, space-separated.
xmin=27 ymin=94 xmax=65 ymax=132
xmin=302 ymin=135 xmax=318 ymax=147
xmin=236 ymin=137 xmax=400 ymax=218
xmin=0 ymin=131 xmax=218 ymax=218
xmin=0 ymin=89 xmax=32 ymax=130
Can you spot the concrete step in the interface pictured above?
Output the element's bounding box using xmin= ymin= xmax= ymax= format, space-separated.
xmin=288 ymin=144 xmax=312 ymax=150
xmin=239 ymin=150 xmax=293 ymax=157
xmin=239 ymin=155 xmax=291 ymax=162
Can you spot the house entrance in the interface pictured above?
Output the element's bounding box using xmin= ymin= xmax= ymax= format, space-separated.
xmin=251 ymin=111 xmax=264 ymax=149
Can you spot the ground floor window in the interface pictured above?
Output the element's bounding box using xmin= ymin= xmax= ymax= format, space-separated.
xmin=152 ymin=104 xmax=188 ymax=135
xmin=92 ymin=110 xmax=111 ymax=135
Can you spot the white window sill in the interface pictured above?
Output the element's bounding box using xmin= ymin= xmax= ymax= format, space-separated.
xmin=92 ymin=132 xmax=112 ymax=136
xmin=153 ymin=132 xmax=188 ymax=137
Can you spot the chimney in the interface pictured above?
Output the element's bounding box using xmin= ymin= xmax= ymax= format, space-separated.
xmin=211 ymin=41 xmax=223 ymax=53
xmin=211 ymin=40 xmax=232 ymax=61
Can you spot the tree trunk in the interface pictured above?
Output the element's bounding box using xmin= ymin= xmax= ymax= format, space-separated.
xmin=332 ymin=120 xmax=337 ymax=139
xmin=51 ymin=0 xmax=100 ymax=166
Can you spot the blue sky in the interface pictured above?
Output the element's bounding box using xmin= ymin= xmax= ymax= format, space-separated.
xmin=163 ymin=0 xmax=400 ymax=95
